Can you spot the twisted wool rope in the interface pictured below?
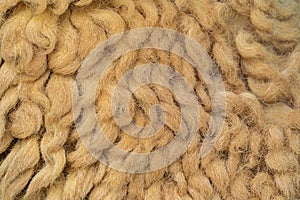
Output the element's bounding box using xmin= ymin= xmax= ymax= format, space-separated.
xmin=0 ymin=0 xmax=299 ymax=199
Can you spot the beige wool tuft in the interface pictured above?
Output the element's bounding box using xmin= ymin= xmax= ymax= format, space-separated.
xmin=0 ymin=0 xmax=299 ymax=199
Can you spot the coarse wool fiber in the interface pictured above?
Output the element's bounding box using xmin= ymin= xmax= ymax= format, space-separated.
xmin=0 ymin=0 xmax=300 ymax=199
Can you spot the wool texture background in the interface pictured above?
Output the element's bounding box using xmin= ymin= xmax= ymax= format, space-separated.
xmin=0 ymin=0 xmax=299 ymax=199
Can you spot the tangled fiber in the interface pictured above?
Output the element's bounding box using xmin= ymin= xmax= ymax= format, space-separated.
xmin=0 ymin=0 xmax=299 ymax=199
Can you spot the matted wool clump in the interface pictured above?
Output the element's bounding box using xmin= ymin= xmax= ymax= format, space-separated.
xmin=0 ymin=0 xmax=299 ymax=199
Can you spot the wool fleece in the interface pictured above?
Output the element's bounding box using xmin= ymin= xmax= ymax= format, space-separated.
xmin=0 ymin=0 xmax=299 ymax=199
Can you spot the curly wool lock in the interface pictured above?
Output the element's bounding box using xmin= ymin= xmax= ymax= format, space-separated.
xmin=0 ymin=0 xmax=299 ymax=199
